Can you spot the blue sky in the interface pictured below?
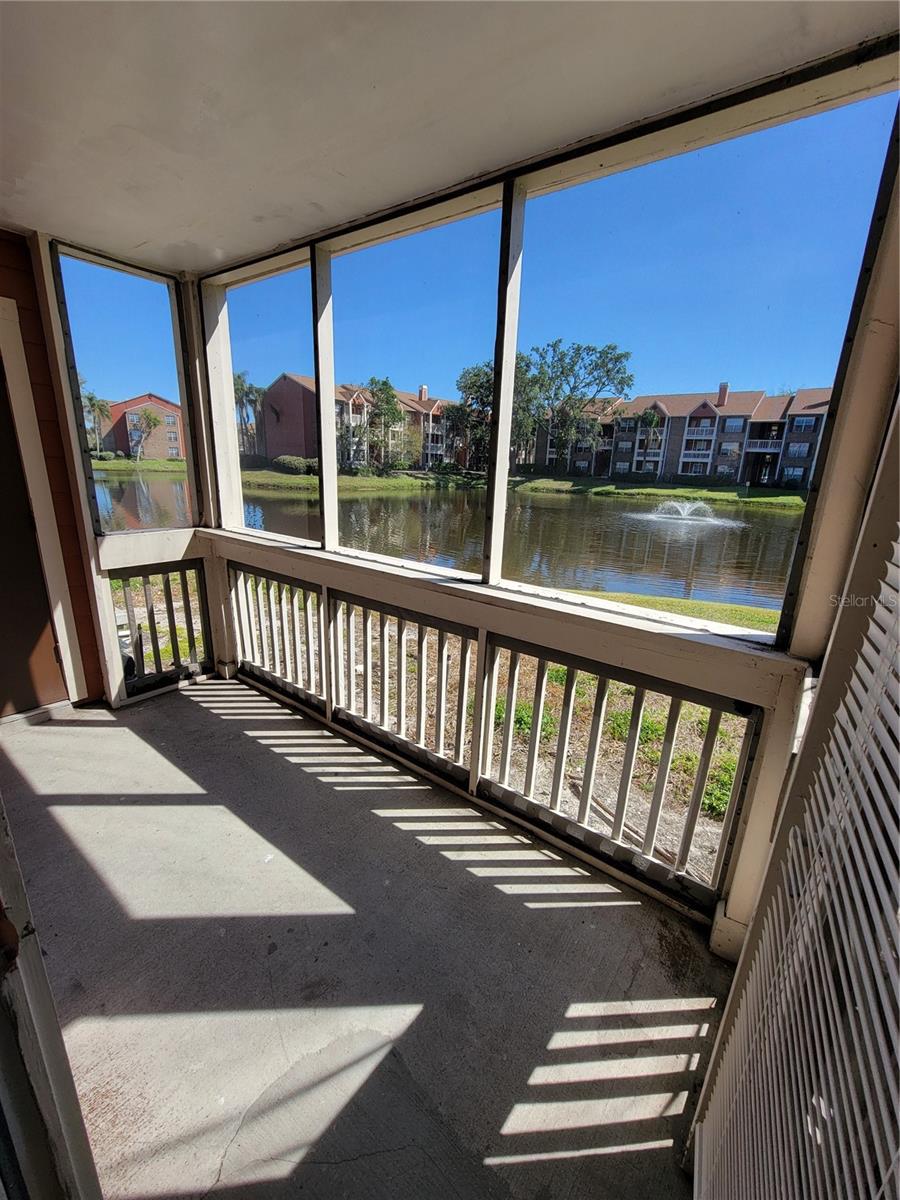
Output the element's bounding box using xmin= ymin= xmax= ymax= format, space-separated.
xmin=63 ymin=92 xmax=896 ymax=405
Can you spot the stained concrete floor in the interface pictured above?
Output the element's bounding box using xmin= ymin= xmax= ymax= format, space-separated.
xmin=0 ymin=679 xmax=733 ymax=1200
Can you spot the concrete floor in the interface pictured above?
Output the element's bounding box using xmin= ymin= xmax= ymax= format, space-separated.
xmin=0 ymin=679 xmax=733 ymax=1200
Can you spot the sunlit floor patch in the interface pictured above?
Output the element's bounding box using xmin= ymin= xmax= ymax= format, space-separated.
xmin=66 ymin=1005 xmax=421 ymax=1196
xmin=49 ymin=805 xmax=355 ymax=918
xmin=489 ymin=996 xmax=714 ymax=1172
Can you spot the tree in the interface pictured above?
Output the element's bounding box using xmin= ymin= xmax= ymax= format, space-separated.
xmin=130 ymin=407 xmax=162 ymax=461
xmin=233 ymin=371 xmax=267 ymax=457
xmin=453 ymin=353 xmax=539 ymax=469
xmin=640 ymin=408 xmax=662 ymax=446
xmin=531 ymin=339 xmax=633 ymax=471
xmin=79 ymin=376 xmax=110 ymax=455
xmin=355 ymin=377 xmax=403 ymax=468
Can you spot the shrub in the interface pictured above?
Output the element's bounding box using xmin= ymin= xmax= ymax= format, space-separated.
xmin=702 ymin=755 xmax=738 ymax=819
xmin=493 ymin=696 xmax=558 ymax=741
xmin=115 ymin=450 xmax=125 ymax=458
xmin=95 ymin=450 xmax=116 ymax=460
xmin=606 ymin=710 xmax=665 ymax=745
xmin=272 ymin=455 xmax=317 ymax=475
xmin=547 ymin=664 xmax=568 ymax=686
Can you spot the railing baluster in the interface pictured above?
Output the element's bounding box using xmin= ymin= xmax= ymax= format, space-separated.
xmin=362 ymin=608 xmax=373 ymax=720
xmin=163 ymin=573 xmax=181 ymax=667
xmin=379 ymin=611 xmax=391 ymax=728
xmin=610 ymin=687 xmax=646 ymax=840
xmin=290 ymin=587 xmax=303 ymax=688
xmin=230 ymin=569 xmax=246 ymax=665
xmin=499 ymin=650 xmax=520 ymax=786
xmin=253 ymin=574 xmax=268 ymax=670
xmin=396 ymin=618 xmax=407 ymax=737
xmin=480 ymin=643 xmax=500 ymax=775
xmin=334 ymin=599 xmax=345 ymax=707
xmin=142 ymin=575 xmax=162 ymax=674
xmin=549 ymin=667 xmax=576 ymax=811
xmin=122 ymin=578 xmax=144 ymax=678
xmin=180 ymin=570 xmax=198 ymax=665
xmin=267 ymin=580 xmax=282 ymax=677
xmin=454 ymin=637 xmax=472 ymax=763
xmin=416 ymin=624 xmax=428 ymax=744
xmin=523 ymin=658 xmax=547 ymax=798
xmin=346 ymin=603 xmax=357 ymax=712
xmin=243 ymin=573 xmax=259 ymax=664
xmin=304 ymin=589 xmax=316 ymax=692
xmin=279 ymin=582 xmax=292 ymax=682
xmin=676 ymin=709 xmax=722 ymax=872
xmin=435 ymin=630 xmax=449 ymax=757
xmin=642 ymin=698 xmax=683 ymax=855
xmin=578 ymin=676 xmax=609 ymax=824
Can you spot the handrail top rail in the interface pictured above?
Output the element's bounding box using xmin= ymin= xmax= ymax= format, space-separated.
xmin=194 ymin=527 xmax=806 ymax=711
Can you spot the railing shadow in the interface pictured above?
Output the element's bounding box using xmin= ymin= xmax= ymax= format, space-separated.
xmin=0 ymin=678 xmax=732 ymax=1199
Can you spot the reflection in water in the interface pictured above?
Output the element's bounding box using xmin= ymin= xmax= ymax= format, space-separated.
xmin=94 ymin=471 xmax=192 ymax=531
xmin=97 ymin=471 xmax=801 ymax=608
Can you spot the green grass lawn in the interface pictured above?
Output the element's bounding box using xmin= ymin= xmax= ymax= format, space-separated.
xmin=584 ymin=590 xmax=779 ymax=632
xmin=91 ymin=458 xmax=188 ymax=474
xmin=510 ymin=476 xmax=806 ymax=509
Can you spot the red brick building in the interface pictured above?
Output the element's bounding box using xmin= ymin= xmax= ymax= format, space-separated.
xmin=100 ymin=393 xmax=185 ymax=459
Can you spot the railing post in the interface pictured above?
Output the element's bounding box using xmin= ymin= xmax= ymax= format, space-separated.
xmin=321 ymin=583 xmax=336 ymax=721
xmin=203 ymin=553 xmax=238 ymax=678
xmin=467 ymin=629 xmax=491 ymax=794
xmin=710 ymin=670 xmax=807 ymax=959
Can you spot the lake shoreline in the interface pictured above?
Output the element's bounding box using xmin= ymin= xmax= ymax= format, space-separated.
xmin=92 ymin=460 xmax=807 ymax=510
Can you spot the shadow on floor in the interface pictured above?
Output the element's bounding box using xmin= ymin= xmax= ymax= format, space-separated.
xmin=0 ymin=679 xmax=732 ymax=1200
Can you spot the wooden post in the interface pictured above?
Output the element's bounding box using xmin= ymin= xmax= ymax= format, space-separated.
xmin=311 ymin=244 xmax=339 ymax=552
xmin=482 ymin=178 xmax=526 ymax=585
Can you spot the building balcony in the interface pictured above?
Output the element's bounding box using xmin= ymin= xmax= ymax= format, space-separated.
xmin=745 ymin=439 xmax=783 ymax=452
xmin=684 ymin=427 xmax=715 ymax=438
xmin=0 ymin=678 xmax=732 ymax=1198
xmin=680 ymin=451 xmax=713 ymax=462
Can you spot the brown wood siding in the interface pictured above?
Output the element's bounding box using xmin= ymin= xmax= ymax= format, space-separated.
xmin=0 ymin=231 xmax=104 ymax=700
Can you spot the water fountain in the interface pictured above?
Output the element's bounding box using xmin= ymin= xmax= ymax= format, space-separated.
xmin=653 ymin=499 xmax=716 ymax=520
xmin=628 ymin=498 xmax=745 ymax=529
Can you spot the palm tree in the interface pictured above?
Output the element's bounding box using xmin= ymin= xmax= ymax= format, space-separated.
xmin=79 ymin=377 xmax=111 ymax=455
xmin=640 ymin=408 xmax=662 ymax=447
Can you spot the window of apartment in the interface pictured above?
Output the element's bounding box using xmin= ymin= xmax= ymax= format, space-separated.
xmin=165 ymin=414 xmax=177 ymax=426
xmin=716 ymin=464 xmax=736 ymax=477
xmin=498 ymin=92 xmax=893 ymax=630
xmin=167 ymin=431 xmax=179 ymax=443
xmin=225 ymin=263 xmax=321 ymax=542
xmin=56 ymin=251 xmax=194 ymax=533
xmin=330 ymin=201 xmax=501 ymax=569
xmin=787 ymin=442 xmax=810 ymax=458
xmin=792 ymin=415 xmax=817 ymax=431
xmin=782 ymin=466 xmax=805 ymax=481
xmin=720 ymin=442 xmax=740 ymax=457
xmin=167 ymin=447 xmax=180 ymax=459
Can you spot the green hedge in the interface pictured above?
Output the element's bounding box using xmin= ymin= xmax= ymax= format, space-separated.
xmin=272 ymin=455 xmax=319 ymax=475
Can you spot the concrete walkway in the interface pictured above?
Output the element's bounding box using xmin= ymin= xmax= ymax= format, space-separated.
xmin=0 ymin=679 xmax=732 ymax=1200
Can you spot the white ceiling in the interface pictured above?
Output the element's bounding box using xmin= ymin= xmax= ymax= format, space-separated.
xmin=1 ymin=2 xmax=896 ymax=274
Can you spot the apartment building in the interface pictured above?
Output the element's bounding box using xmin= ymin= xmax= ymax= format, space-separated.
xmin=262 ymin=373 xmax=453 ymax=468
xmin=100 ymin=393 xmax=185 ymax=459
xmin=536 ymin=383 xmax=829 ymax=487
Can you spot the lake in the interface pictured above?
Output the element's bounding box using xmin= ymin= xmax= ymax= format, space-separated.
xmin=95 ymin=472 xmax=802 ymax=610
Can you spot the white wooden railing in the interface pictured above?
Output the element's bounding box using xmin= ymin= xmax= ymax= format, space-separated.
xmin=93 ymin=524 xmax=808 ymax=936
